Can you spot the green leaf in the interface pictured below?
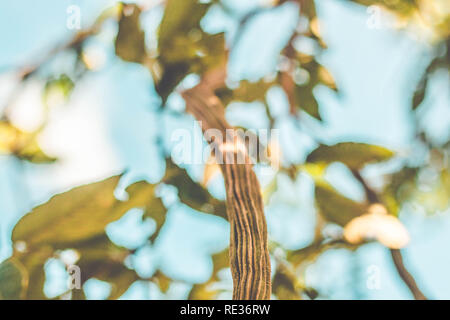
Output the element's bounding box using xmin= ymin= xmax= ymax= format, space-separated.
xmin=142 ymin=192 xmax=167 ymax=242
xmin=11 ymin=176 xmax=165 ymax=299
xmin=164 ymin=159 xmax=227 ymax=219
xmin=307 ymin=142 xmax=394 ymax=170
xmin=73 ymin=234 xmax=138 ymax=300
xmin=158 ymin=0 xmax=210 ymax=56
xmin=272 ymin=263 xmax=301 ymax=300
xmin=315 ymin=181 xmax=368 ymax=226
xmin=287 ymin=57 xmax=338 ymax=120
xmin=297 ymin=60 xmax=337 ymax=119
xmin=381 ymin=166 xmax=418 ymax=216
xmin=294 ymin=84 xmax=320 ymax=120
xmin=16 ymin=246 xmax=53 ymax=299
xmin=412 ymin=76 xmax=427 ymax=110
xmin=12 ymin=175 xmax=165 ymax=247
xmin=151 ymin=270 xmax=172 ymax=293
xmin=43 ymin=74 xmax=75 ymax=107
xmin=115 ymin=4 xmax=146 ymax=63
xmin=0 ymin=258 xmax=28 ymax=300
xmin=216 ymin=79 xmax=274 ymax=106
xmin=156 ymin=0 xmax=225 ymax=102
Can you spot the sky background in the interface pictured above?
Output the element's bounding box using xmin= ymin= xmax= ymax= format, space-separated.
xmin=0 ymin=0 xmax=449 ymax=299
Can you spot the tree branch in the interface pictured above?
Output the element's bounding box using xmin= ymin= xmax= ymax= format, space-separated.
xmin=390 ymin=249 xmax=427 ymax=300
xmin=351 ymin=169 xmax=428 ymax=300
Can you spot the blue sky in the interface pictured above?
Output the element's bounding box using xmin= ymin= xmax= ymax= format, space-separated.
xmin=0 ymin=0 xmax=449 ymax=299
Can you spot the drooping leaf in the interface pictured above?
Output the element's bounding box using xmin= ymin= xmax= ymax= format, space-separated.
xmin=164 ymin=159 xmax=227 ymax=219
xmin=73 ymin=234 xmax=138 ymax=300
xmin=0 ymin=258 xmax=28 ymax=300
xmin=315 ymin=180 xmax=368 ymax=226
xmin=115 ymin=3 xmax=146 ymax=63
xmin=294 ymin=83 xmax=320 ymax=119
xmin=12 ymin=175 xmax=165 ymax=247
xmin=307 ymin=142 xmax=394 ymax=170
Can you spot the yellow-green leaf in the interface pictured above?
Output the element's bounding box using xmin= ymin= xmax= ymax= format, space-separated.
xmin=272 ymin=263 xmax=302 ymax=300
xmin=12 ymin=175 xmax=165 ymax=247
xmin=294 ymin=84 xmax=320 ymax=120
xmin=307 ymin=142 xmax=394 ymax=170
xmin=164 ymin=159 xmax=227 ymax=219
xmin=43 ymin=74 xmax=75 ymax=107
xmin=315 ymin=181 xmax=368 ymax=226
xmin=115 ymin=4 xmax=146 ymax=63
xmin=0 ymin=258 xmax=28 ymax=300
xmin=158 ymin=0 xmax=210 ymax=56
xmin=142 ymin=187 xmax=167 ymax=242
xmin=216 ymin=79 xmax=274 ymax=106
xmin=76 ymin=236 xmax=138 ymax=300
xmin=156 ymin=0 xmax=225 ymax=101
xmin=152 ymin=270 xmax=172 ymax=293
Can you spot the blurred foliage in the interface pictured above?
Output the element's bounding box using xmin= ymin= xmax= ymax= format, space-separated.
xmin=314 ymin=180 xmax=369 ymax=226
xmin=156 ymin=0 xmax=226 ymax=102
xmin=306 ymin=142 xmax=394 ymax=170
xmin=7 ymin=176 xmax=166 ymax=299
xmin=163 ymin=158 xmax=228 ymax=219
xmin=0 ymin=258 xmax=28 ymax=299
xmin=0 ymin=120 xmax=55 ymax=163
xmin=12 ymin=175 xmax=163 ymax=246
xmin=115 ymin=4 xmax=147 ymax=63
xmin=0 ymin=0 xmax=448 ymax=300
xmin=189 ymin=249 xmax=229 ymax=299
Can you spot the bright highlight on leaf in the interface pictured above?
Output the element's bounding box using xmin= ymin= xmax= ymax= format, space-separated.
xmin=0 ymin=120 xmax=56 ymax=163
xmin=344 ymin=204 xmax=410 ymax=249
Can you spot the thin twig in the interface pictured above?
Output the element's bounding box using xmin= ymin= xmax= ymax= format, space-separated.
xmin=390 ymin=249 xmax=427 ymax=300
xmin=351 ymin=169 xmax=428 ymax=300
